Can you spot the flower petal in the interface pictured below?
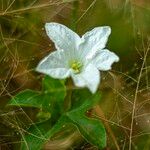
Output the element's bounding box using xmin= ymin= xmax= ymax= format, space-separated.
xmin=92 ymin=49 xmax=119 ymax=71
xmin=45 ymin=23 xmax=81 ymax=51
xmin=36 ymin=50 xmax=71 ymax=79
xmin=79 ymin=26 xmax=111 ymax=59
xmin=71 ymin=64 xmax=100 ymax=93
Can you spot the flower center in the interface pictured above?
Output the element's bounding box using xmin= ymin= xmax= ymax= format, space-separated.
xmin=70 ymin=60 xmax=82 ymax=74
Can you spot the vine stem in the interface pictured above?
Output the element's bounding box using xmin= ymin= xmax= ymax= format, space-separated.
xmin=63 ymin=1 xmax=79 ymax=111
xmin=63 ymin=78 xmax=73 ymax=111
xmin=70 ymin=1 xmax=79 ymax=31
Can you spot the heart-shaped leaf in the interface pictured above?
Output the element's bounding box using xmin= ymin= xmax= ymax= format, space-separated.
xmin=8 ymin=89 xmax=43 ymax=108
xmin=8 ymin=76 xmax=66 ymax=127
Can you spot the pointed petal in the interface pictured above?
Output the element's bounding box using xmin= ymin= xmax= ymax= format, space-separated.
xmin=71 ymin=64 xmax=100 ymax=93
xmin=36 ymin=50 xmax=71 ymax=79
xmin=79 ymin=26 xmax=111 ymax=59
xmin=92 ymin=49 xmax=119 ymax=71
xmin=45 ymin=23 xmax=81 ymax=51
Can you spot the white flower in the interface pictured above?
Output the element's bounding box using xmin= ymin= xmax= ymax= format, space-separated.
xmin=36 ymin=23 xmax=119 ymax=93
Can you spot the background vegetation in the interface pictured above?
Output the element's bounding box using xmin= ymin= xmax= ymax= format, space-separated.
xmin=0 ymin=0 xmax=150 ymax=149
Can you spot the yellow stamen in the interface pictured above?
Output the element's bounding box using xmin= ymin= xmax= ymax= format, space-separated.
xmin=70 ymin=60 xmax=82 ymax=74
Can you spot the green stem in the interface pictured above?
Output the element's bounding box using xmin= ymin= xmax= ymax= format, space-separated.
xmin=64 ymin=1 xmax=79 ymax=111
xmin=70 ymin=1 xmax=79 ymax=31
xmin=63 ymin=78 xmax=73 ymax=112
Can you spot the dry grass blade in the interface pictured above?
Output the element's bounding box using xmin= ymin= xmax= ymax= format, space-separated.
xmin=129 ymin=44 xmax=150 ymax=150
xmin=0 ymin=0 xmax=77 ymax=16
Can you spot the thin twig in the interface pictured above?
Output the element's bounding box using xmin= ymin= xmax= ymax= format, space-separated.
xmin=129 ymin=46 xmax=149 ymax=150
xmin=94 ymin=105 xmax=120 ymax=150
xmin=76 ymin=0 xmax=97 ymax=23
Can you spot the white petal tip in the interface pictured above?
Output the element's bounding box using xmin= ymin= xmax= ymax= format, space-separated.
xmin=105 ymin=26 xmax=111 ymax=33
xmin=45 ymin=22 xmax=58 ymax=26
xmin=35 ymin=66 xmax=41 ymax=73
xmin=45 ymin=22 xmax=60 ymax=31
xmin=88 ymin=81 xmax=99 ymax=94
xmin=90 ymin=88 xmax=97 ymax=94
xmin=114 ymin=55 xmax=120 ymax=63
xmin=35 ymin=64 xmax=45 ymax=74
xmin=116 ymin=56 xmax=120 ymax=62
xmin=101 ymin=26 xmax=111 ymax=35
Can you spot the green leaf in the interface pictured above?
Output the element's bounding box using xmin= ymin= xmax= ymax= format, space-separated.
xmin=71 ymin=89 xmax=93 ymax=110
xmin=8 ymin=89 xmax=43 ymax=108
xmin=8 ymin=76 xmax=66 ymax=126
xmin=66 ymin=91 xmax=106 ymax=149
xmin=42 ymin=75 xmax=66 ymax=95
xmin=21 ymin=120 xmax=50 ymax=150
xmin=8 ymin=76 xmax=66 ymax=115
xmin=21 ymin=117 xmax=68 ymax=150
xmin=42 ymin=76 xmax=66 ymax=123
xmin=68 ymin=114 xmax=106 ymax=148
xmin=36 ymin=111 xmax=51 ymax=122
xmin=21 ymin=90 xmax=106 ymax=150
